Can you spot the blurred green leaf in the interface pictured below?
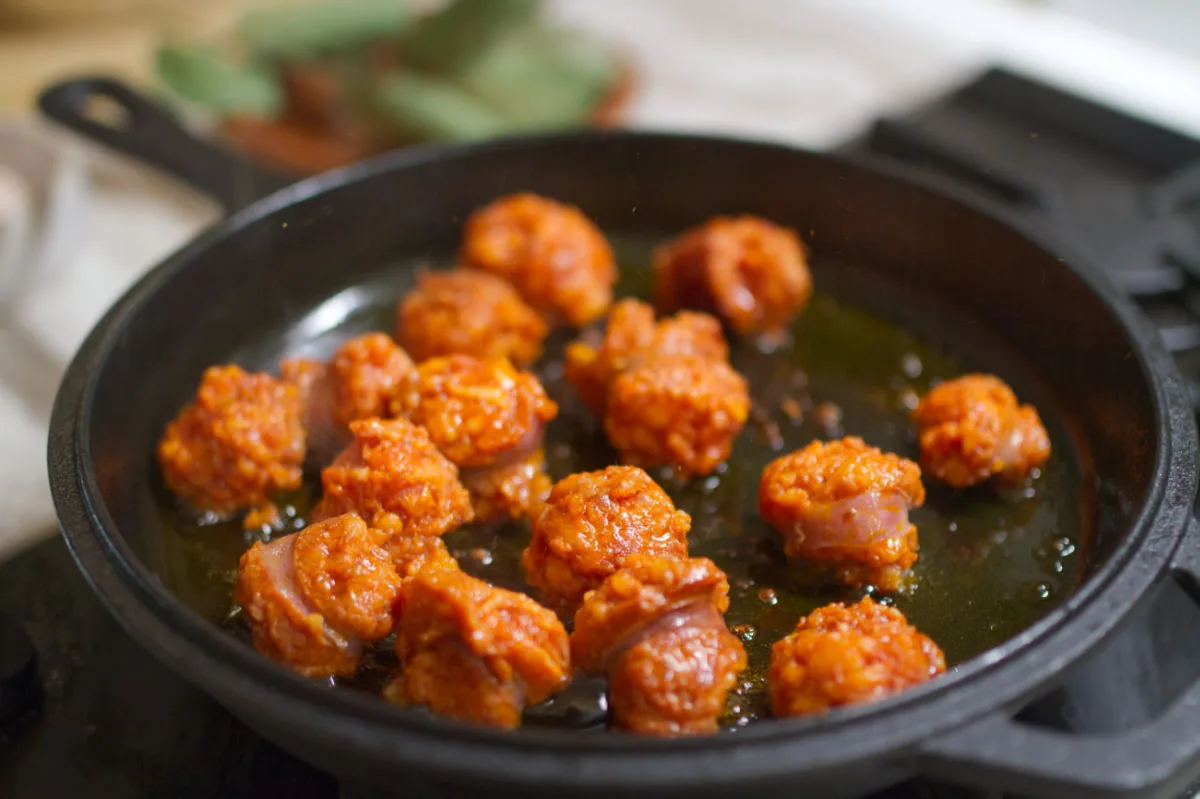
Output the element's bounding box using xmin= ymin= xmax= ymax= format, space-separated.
xmin=402 ymin=0 xmax=541 ymax=74
xmin=456 ymin=26 xmax=619 ymax=129
xmin=242 ymin=0 xmax=414 ymax=61
xmin=156 ymin=46 xmax=283 ymax=116
xmin=370 ymin=70 xmax=514 ymax=141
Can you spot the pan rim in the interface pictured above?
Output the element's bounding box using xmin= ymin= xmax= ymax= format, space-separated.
xmin=48 ymin=130 xmax=1197 ymax=785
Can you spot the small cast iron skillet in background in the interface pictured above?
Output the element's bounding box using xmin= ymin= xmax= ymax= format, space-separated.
xmin=40 ymin=78 xmax=1200 ymax=799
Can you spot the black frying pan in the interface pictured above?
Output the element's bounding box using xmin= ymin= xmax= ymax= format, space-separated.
xmin=41 ymin=78 xmax=1200 ymax=799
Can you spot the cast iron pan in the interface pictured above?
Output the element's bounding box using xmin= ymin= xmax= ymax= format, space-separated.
xmin=41 ymin=78 xmax=1200 ymax=799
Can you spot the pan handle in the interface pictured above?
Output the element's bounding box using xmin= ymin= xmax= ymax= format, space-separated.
xmin=38 ymin=77 xmax=295 ymax=213
xmin=918 ymin=520 xmax=1200 ymax=799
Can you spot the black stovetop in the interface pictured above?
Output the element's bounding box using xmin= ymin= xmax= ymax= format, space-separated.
xmin=3 ymin=68 xmax=1200 ymax=799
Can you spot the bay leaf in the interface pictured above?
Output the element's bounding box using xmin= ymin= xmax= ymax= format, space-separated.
xmin=156 ymin=45 xmax=283 ymax=116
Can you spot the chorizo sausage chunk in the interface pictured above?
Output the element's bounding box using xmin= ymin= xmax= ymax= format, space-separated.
xmin=459 ymin=446 xmax=553 ymax=526
xmin=459 ymin=193 xmax=616 ymax=327
xmin=158 ymin=365 xmax=305 ymax=517
xmin=392 ymin=355 xmax=558 ymax=522
xmin=605 ymin=354 xmax=750 ymax=478
xmin=313 ymin=417 xmax=474 ymax=539
xmin=912 ymin=374 xmax=1051 ymax=488
xmin=234 ymin=513 xmax=401 ymax=678
xmin=329 ymin=332 xmax=414 ymax=427
xmin=758 ymin=437 xmax=925 ymax=593
xmin=387 ymin=569 xmax=570 ymax=729
xmin=565 ymin=298 xmax=729 ymax=416
xmin=571 ymin=555 xmax=746 ymax=736
xmin=396 ymin=270 xmax=549 ymax=367
xmin=653 ymin=216 xmax=812 ymax=343
xmin=387 ymin=532 xmax=461 ymax=581
xmin=523 ymin=466 xmax=691 ymax=616
xmin=280 ymin=356 xmax=345 ymax=461
xmin=769 ymin=597 xmax=945 ymax=717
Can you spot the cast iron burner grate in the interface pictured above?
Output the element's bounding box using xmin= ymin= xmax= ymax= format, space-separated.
xmin=2 ymin=68 xmax=1200 ymax=799
xmin=839 ymin=68 xmax=1200 ymax=414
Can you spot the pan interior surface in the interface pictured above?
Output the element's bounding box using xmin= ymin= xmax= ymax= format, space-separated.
xmin=157 ymin=235 xmax=1089 ymax=727
xmin=74 ymin=135 xmax=1157 ymax=736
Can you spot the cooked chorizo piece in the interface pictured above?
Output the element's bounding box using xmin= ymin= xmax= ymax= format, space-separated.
xmin=758 ymin=437 xmax=925 ymax=593
xmin=392 ymin=355 xmax=558 ymax=521
xmin=387 ymin=569 xmax=570 ymax=729
xmin=312 ymin=417 xmax=474 ymax=539
xmin=158 ymin=365 xmax=305 ymax=516
xmin=653 ymin=215 xmax=812 ymax=343
xmin=604 ymin=354 xmax=750 ymax=478
xmin=564 ymin=298 xmax=730 ymax=416
xmin=523 ymin=466 xmax=691 ymax=615
xmin=459 ymin=447 xmax=553 ymax=525
xmin=459 ymin=193 xmax=617 ymax=327
xmin=329 ymin=332 xmax=414 ymax=427
xmin=280 ymin=356 xmax=346 ymax=461
xmin=769 ymin=597 xmax=945 ymax=717
xmin=387 ymin=532 xmax=461 ymax=581
xmin=396 ymin=270 xmax=549 ymax=367
xmin=912 ymin=374 xmax=1051 ymax=488
xmin=392 ymin=355 xmax=557 ymax=468
xmin=571 ymin=555 xmax=746 ymax=736
xmin=234 ymin=512 xmax=401 ymax=678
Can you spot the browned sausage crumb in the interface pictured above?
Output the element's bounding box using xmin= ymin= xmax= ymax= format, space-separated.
xmin=523 ymin=466 xmax=691 ymax=616
xmin=769 ymin=597 xmax=945 ymax=716
xmin=397 ymin=270 xmax=549 ymax=367
xmin=571 ymin=555 xmax=746 ymax=736
xmin=312 ymin=417 xmax=473 ymax=539
xmin=653 ymin=215 xmax=812 ymax=343
xmin=459 ymin=193 xmax=616 ymax=327
xmin=564 ymin=298 xmax=729 ymax=416
xmin=158 ymin=365 xmax=305 ymax=516
xmin=391 ymin=355 xmax=557 ymax=468
xmin=759 ymin=437 xmax=925 ymax=592
xmin=912 ymin=374 xmax=1051 ymax=488
xmin=279 ymin=356 xmax=345 ymax=459
xmin=387 ymin=532 xmax=461 ymax=581
xmin=388 ymin=569 xmax=570 ymax=729
xmin=460 ymin=447 xmax=553 ymax=524
xmin=605 ymin=354 xmax=750 ymax=477
xmin=234 ymin=513 xmax=401 ymax=678
xmin=329 ymin=333 xmax=414 ymax=427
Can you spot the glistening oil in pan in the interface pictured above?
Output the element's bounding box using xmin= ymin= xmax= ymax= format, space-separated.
xmin=159 ymin=233 xmax=1087 ymax=730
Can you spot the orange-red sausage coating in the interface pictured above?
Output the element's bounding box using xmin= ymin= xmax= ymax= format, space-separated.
xmin=396 ymin=270 xmax=549 ymax=367
xmin=653 ymin=215 xmax=812 ymax=342
xmin=769 ymin=597 xmax=945 ymax=717
xmin=234 ymin=513 xmax=401 ymax=677
xmin=459 ymin=447 xmax=553 ymax=524
xmin=605 ymin=354 xmax=750 ymax=477
xmin=387 ymin=532 xmax=461 ymax=581
xmin=912 ymin=374 xmax=1051 ymax=488
xmin=312 ymin=417 xmax=473 ymax=539
xmin=158 ymin=365 xmax=305 ymax=516
xmin=523 ymin=466 xmax=691 ymax=616
xmin=392 ymin=355 xmax=557 ymax=468
xmin=759 ymin=437 xmax=925 ymax=592
xmin=329 ymin=333 xmax=414 ymax=427
xmin=459 ymin=193 xmax=616 ymax=327
xmin=565 ymin=298 xmax=729 ymax=416
xmin=571 ymin=555 xmax=746 ymax=736
xmin=280 ymin=356 xmax=347 ymax=461
xmin=388 ymin=569 xmax=570 ymax=729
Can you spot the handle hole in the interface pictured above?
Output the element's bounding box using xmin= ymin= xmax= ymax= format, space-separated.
xmin=1015 ymin=576 xmax=1200 ymax=735
xmin=80 ymin=94 xmax=132 ymax=131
